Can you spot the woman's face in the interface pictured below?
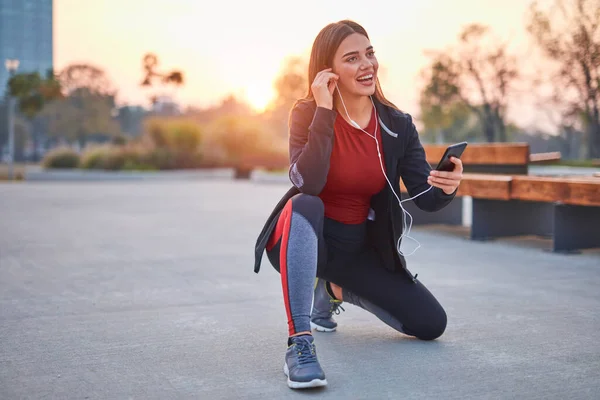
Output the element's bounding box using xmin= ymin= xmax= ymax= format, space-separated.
xmin=332 ymin=33 xmax=379 ymax=98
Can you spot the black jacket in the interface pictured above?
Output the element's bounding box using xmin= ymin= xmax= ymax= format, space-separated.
xmin=253 ymin=98 xmax=456 ymax=279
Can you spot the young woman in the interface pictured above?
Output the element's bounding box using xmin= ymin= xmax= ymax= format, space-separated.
xmin=253 ymin=20 xmax=463 ymax=389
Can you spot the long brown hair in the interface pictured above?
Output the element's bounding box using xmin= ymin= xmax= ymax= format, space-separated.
xmin=295 ymin=20 xmax=399 ymax=111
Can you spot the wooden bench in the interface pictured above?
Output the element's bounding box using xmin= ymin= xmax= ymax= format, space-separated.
xmin=457 ymin=173 xmax=512 ymax=200
xmin=469 ymin=175 xmax=600 ymax=253
xmin=529 ymin=152 xmax=562 ymax=164
xmin=401 ymin=142 xmax=531 ymax=226
xmin=423 ymin=142 xmax=530 ymax=174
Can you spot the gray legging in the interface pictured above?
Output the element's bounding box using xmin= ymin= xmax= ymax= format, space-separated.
xmin=265 ymin=193 xmax=447 ymax=340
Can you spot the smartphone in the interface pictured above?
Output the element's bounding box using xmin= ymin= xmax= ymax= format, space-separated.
xmin=435 ymin=142 xmax=468 ymax=172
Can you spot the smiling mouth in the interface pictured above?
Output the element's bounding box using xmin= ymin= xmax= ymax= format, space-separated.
xmin=357 ymin=74 xmax=374 ymax=85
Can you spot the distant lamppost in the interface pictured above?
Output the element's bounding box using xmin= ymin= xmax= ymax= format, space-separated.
xmin=5 ymin=59 xmax=19 ymax=180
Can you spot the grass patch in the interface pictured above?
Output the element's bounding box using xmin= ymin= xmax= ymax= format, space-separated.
xmin=555 ymin=159 xmax=600 ymax=168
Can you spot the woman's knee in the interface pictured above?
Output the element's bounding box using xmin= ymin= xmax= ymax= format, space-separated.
xmin=408 ymin=307 xmax=447 ymax=341
xmin=291 ymin=193 xmax=324 ymax=220
xmin=266 ymin=194 xmax=325 ymax=269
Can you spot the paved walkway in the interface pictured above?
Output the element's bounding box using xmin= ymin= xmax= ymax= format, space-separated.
xmin=1 ymin=180 xmax=599 ymax=399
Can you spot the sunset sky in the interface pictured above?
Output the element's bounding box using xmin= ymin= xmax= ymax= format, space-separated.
xmin=54 ymin=0 xmax=545 ymax=129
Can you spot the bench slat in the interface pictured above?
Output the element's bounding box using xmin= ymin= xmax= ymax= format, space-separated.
xmin=458 ymin=173 xmax=512 ymax=200
xmin=401 ymin=172 xmax=599 ymax=206
xmin=511 ymin=176 xmax=600 ymax=206
xmin=564 ymin=180 xmax=600 ymax=207
xmin=529 ymin=152 xmax=561 ymax=163
xmin=400 ymin=173 xmax=512 ymax=200
xmin=511 ymin=176 xmax=569 ymax=203
xmin=423 ymin=143 xmax=529 ymax=165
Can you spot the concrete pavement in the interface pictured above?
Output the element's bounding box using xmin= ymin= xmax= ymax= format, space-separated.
xmin=1 ymin=180 xmax=599 ymax=399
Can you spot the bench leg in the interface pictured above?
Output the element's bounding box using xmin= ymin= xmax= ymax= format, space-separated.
xmin=553 ymin=204 xmax=600 ymax=253
xmin=471 ymin=199 xmax=554 ymax=241
xmin=403 ymin=196 xmax=464 ymax=226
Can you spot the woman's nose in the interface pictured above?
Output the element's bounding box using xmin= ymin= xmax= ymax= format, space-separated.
xmin=360 ymin=58 xmax=373 ymax=69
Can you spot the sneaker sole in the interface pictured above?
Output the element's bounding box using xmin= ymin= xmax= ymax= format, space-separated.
xmin=283 ymin=363 xmax=328 ymax=389
xmin=310 ymin=321 xmax=336 ymax=332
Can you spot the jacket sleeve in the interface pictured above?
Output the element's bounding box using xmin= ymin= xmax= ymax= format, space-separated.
xmin=398 ymin=115 xmax=456 ymax=212
xmin=288 ymin=103 xmax=337 ymax=195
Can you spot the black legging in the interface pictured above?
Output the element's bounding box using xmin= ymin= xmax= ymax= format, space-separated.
xmin=266 ymin=193 xmax=447 ymax=340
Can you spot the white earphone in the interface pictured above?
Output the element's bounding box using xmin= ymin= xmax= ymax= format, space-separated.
xmin=335 ymin=83 xmax=433 ymax=257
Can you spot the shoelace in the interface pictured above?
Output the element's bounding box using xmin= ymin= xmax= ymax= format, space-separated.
xmin=330 ymin=300 xmax=345 ymax=315
xmin=293 ymin=337 xmax=318 ymax=364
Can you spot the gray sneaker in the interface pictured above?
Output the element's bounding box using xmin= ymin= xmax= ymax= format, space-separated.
xmin=284 ymin=335 xmax=327 ymax=389
xmin=310 ymin=278 xmax=344 ymax=332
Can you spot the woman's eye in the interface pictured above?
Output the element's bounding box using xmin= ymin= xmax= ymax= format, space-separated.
xmin=346 ymin=56 xmax=357 ymax=62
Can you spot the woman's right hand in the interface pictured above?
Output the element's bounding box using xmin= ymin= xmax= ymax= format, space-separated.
xmin=311 ymin=68 xmax=339 ymax=110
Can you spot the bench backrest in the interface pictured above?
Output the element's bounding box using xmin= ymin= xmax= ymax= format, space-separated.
xmin=423 ymin=143 xmax=530 ymax=175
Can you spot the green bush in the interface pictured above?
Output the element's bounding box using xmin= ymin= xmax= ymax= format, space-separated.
xmin=144 ymin=147 xmax=176 ymax=170
xmin=120 ymin=146 xmax=156 ymax=171
xmin=102 ymin=148 xmax=127 ymax=170
xmin=207 ymin=115 xmax=288 ymax=171
xmin=122 ymin=159 xmax=156 ymax=171
xmin=81 ymin=145 xmax=136 ymax=170
xmin=557 ymin=159 xmax=600 ymax=168
xmin=80 ymin=145 xmax=112 ymax=169
xmin=138 ymin=117 xmax=205 ymax=169
xmin=111 ymin=135 xmax=128 ymax=146
xmin=143 ymin=118 xmax=203 ymax=152
xmin=42 ymin=147 xmax=80 ymax=169
xmin=80 ymin=116 xmax=206 ymax=171
xmin=209 ymin=115 xmax=263 ymax=162
xmin=79 ymin=143 xmax=203 ymax=171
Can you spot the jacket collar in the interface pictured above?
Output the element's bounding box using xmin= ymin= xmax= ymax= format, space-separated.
xmin=373 ymin=97 xmax=399 ymax=138
xmin=306 ymin=97 xmax=399 ymax=138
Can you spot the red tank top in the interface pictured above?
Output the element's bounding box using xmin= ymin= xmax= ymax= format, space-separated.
xmin=318 ymin=108 xmax=387 ymax=224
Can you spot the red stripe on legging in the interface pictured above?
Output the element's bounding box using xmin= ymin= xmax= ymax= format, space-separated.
xmin=278 ymin=200 xmax=296 ymax=336
xmin=266 ymin=208 xmax=286 ymax=251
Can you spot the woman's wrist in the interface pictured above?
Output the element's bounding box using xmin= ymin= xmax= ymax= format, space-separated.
xmin=316 ymin=101 xmax=333 ymax=110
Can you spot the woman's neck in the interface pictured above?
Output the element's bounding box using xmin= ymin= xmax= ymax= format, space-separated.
xmin=334 ymin=91 xmax=374 ymax=128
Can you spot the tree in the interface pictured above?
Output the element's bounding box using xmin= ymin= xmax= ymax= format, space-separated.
xmin=419 ymin=54 xmax=464 ymax=142
xmin=7 ymin=70 xmax=62 ymax=117
xmin=42 ymin=90 xmax=121 ymax=146
xmin=527 ymin=0 xmax=600 ymax=158
xmin=263 ymin=56 xmax=307 ymax=137
xmin=269 ymin=56 xmax=307 ymax=112
xmin=115 ymin=105 xmax=147 ymax=137
xmin=58 ymin=64 xmax=115 ymax=96
xmin=40 ymin=64 xmax=121 ymax=146
xmin=456 ymin=24 xmax=519 ymax=142
xmin=140 ymin=53 xmax=185 ymax=107
xmin=7 ymin=69 xmax=62 ymax=160
xmin=420 ymin=25 xmax=519 ymax=143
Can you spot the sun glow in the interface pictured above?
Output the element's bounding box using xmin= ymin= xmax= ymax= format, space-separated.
xmin=244 ymin=84 xmax=275 ymax=113
xmin=54 ymin=0 xmax=537 ymax=128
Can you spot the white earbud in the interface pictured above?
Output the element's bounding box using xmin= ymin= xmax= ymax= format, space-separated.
xmin=334 ymin=83 xmax=433 ymax=257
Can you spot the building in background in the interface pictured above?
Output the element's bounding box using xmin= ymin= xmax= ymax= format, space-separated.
xmin=0 ymin=0 xmax=53 ymax=160
xmin=0 ymin=0 xmax=53 ymax=97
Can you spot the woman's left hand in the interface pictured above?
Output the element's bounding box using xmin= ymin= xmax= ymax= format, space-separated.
xmin=428 ymin=157 xmax=463 ymax=195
